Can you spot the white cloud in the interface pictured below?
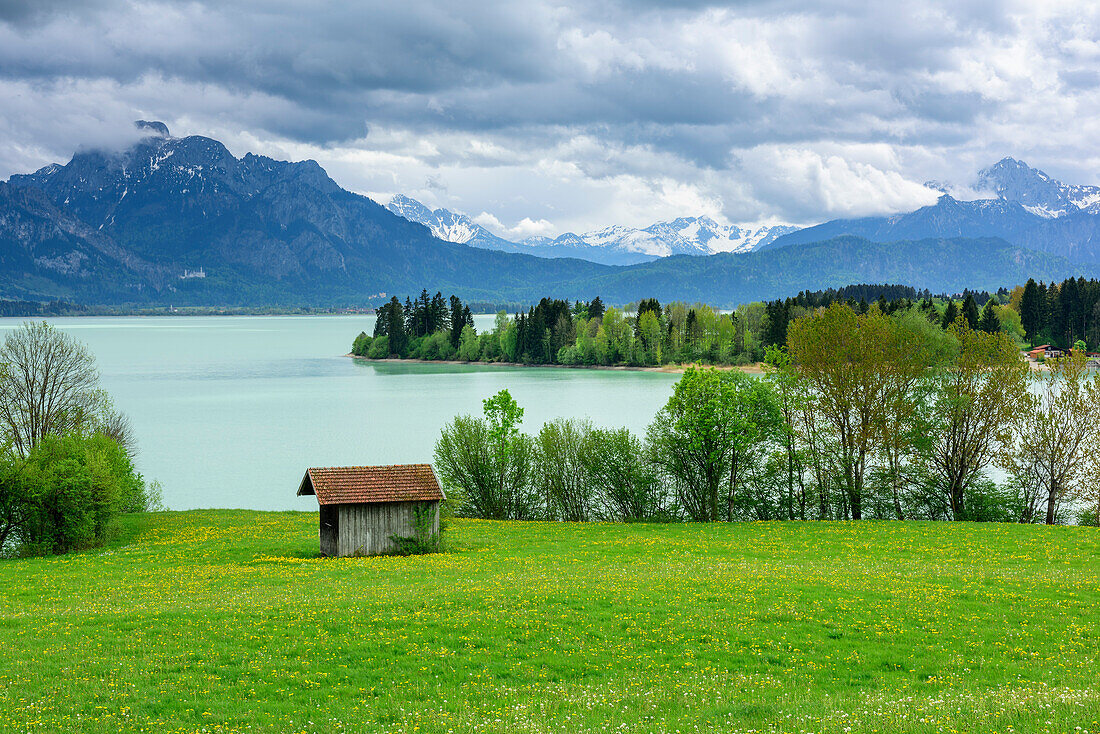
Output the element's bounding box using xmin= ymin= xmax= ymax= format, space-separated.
xmin=473 ymin=212 xmax=556 ymax=239
xmin=506 ymin=217 xmax=556 ymax=238
xmin=472 ymin=211 xmax=505 ymax=230
xmin=738 ymin=145 xmax=942 ymax=219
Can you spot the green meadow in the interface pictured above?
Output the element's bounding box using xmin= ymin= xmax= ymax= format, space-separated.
xmin=2 ymin=513 xmax=1098 ymax=733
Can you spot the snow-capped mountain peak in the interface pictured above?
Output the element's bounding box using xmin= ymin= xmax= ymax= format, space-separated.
xmin=975 ymin=157 xmax=1100 ymax=218
xmin=642 ymin=216 xmax=800 ymax=255
xmin=385 ymin=194 xmax=490 ymax=245
xmin=386 ymin=193 xmax=434 ymax=224
xmin=382 ymin=194 xmax=802 ymax=265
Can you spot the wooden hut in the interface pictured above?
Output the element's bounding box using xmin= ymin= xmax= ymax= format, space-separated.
xmin=297 ymin=464 xmax=444 ymax=557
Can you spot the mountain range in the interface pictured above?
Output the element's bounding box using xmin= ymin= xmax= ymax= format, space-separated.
xmin=387 ymin=157 xmax=1100 ymax=270
xmin=765 ymin=158 xmax=1100 ymax=261
xmin=1 ymin=122 xmax=1098 ymax=307
xmin=0 ymin=123 xmax=607 ymax=305
xmin=384 ymin=194 xmax=798 ymax=266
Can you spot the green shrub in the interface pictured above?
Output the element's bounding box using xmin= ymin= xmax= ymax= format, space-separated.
xmin=582 ymin=426 xmax=672 ymax=522
xmin=959 ymin=478 xmax=1019 ymax=523
xmin=367 ymin=335 xmax=390 ymax=359
xmin=478 ymin=331 xmax=502 ymax=362
xmin=388 ymin=503 xmax=443 ymax=555
xmin=456 ymin=325 xmax=482 ymax=361
xmin=536 ymin=418 xmax=595 ymax=521
xmin=434 ymin=390 xmax=539 ymax=520
xmin=351 ymin=331 xmax=371 ymax=356
xmin=556 ymin=345 xmax=582 ymax=365
xmin=13 ymin=433 xmax=147 ymax=556
xmin=1078 ymin=504 xmax=1100 ymax=527
xmin=412 ymin=332 xmax=455 ymax=361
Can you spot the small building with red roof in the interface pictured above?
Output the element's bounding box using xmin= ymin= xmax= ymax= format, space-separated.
xmin=1027 ymin=345 xmax=1050 ymax=360
xmin=297 ymin=464 xmax=444 ymax=557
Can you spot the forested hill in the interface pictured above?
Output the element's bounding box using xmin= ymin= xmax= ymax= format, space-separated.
xmin=763 ymin=195 xmax=1100 ymax=261
xmin=567 ymin=236 xmax=1096 ymax=307
xmin=2 ymin=124 xmax=1098 ymax=308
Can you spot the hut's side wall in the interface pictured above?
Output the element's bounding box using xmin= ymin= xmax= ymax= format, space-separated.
xmin=336 ymin=501 xmax=439 ymax=557
xmin=319 ymin=504 xmax=339 ymax=557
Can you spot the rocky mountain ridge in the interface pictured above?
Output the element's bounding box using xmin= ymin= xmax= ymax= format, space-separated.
xmin=0 ymin=122 xmax=609 ymax=305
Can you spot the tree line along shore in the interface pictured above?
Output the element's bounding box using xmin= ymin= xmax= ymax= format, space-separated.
xmin=351 ymin=278 xmax=1100 ymax=369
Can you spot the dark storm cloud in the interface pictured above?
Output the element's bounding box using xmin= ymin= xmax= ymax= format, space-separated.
xmin=1 ymin=0 xmax=1099 ymax=226
xmin=0 ymin=1 xmax=555 ymax=94
xmin=0 ymin=0 xmax=111 ymax=24
xmin=0 ymin=0 xmax=975 ymax=145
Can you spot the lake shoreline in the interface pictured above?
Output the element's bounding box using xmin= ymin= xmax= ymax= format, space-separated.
xmin=347 ymin=354 xmax=766 ymax=374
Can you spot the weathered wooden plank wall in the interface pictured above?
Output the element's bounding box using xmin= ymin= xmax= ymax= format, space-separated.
xmin=335 ymin=501 xmax=439 ymax=556
xmin=319 ymin=505 xmax=338 ymax=557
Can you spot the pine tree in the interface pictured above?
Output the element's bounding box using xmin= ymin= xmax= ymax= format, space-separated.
xmin=920 ymin=298 xmax=938 ymax=323
xmin=449 ymin=295 xmax=465 ymax=347
xmin=387 ymin=296 xmax=408 ymax=356
xmin=1036 ymin=281 xmax=1050 ymax=338
xmin=1060 ymin=277 xmax=1081 ymax=346
xmin=978 ymin=300 xmax=999 ymax=333
xmin=429 ymin=292 xmax=449 ymax=335
xmin=962 ymin=294 xmax=980 ymax=329
xmin=525 ymin=307 xmax=543 ymax=362
xmin=1046 ymin=282 xmax=1062 ymax=345
xmin=636 ymin=298 xmax=661 ymax=318
xmin=404 ymin=296 xmax=417 ymax=336
xmin=1020 ymin=279 xmax=1042 ymax=340
xmin=514 ymin=312 xmax=527 ymax=361
xmin=373 ymin=300 xmax=391 ymax=338
xmin=588 ymin=296 xmax=605 ymax=322
xmin=762 ymin=300 xmax=789 ymax=347
xmin=686 ymin=309 xmax=699 ymax=349
xmin=941 ymin=300 xmax=959 ymax=329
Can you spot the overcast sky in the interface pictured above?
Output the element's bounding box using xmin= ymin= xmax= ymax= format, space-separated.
xmin=2 ymin=0 xmax=1099 ymax=235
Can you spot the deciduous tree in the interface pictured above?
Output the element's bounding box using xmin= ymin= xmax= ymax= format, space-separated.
xmin=434 ymin=389 xmax=537 ymax=520
xmin=646 ymin=367 xmax=781 ymax=521
xmin=1003 ymin=352 xmax=1100 ymax=524
xmin=787 ymin=304 xmax=916 ymax=520
xmin=583 ymin=427 xmax=668 ymax=521
xmin=0 ymin=322 xmax=111 ymax=457
xmin=535 ymin=418 xmax=595 ymax=521
xmin=928 ymin=323 xmax=1030 ymax=520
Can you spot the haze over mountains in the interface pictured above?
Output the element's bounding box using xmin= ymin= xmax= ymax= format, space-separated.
xmin=1 ymin=122 xmax=1099 ymax=308
xmin=384 ymin=194 xmax=799 ymax=266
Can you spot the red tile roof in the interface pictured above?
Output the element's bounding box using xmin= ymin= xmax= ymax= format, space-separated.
xmin=298 ymin=464 xmax=444 ymax=505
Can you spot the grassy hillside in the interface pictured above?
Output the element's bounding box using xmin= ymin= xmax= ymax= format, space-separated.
xmin=2 ymin=512 xmax=1098 ymax=733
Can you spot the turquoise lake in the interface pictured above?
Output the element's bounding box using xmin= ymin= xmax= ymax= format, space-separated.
xmin=0 ymin=316 xmax=681 ymax=510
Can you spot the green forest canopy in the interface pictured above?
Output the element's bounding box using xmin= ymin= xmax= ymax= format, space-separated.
xmin=351 ymin=280 xmax=1100 ymax=367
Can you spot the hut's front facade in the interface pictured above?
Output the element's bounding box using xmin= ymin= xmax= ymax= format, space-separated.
xmin=297 ymin=464 xmax=444 ymax=557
